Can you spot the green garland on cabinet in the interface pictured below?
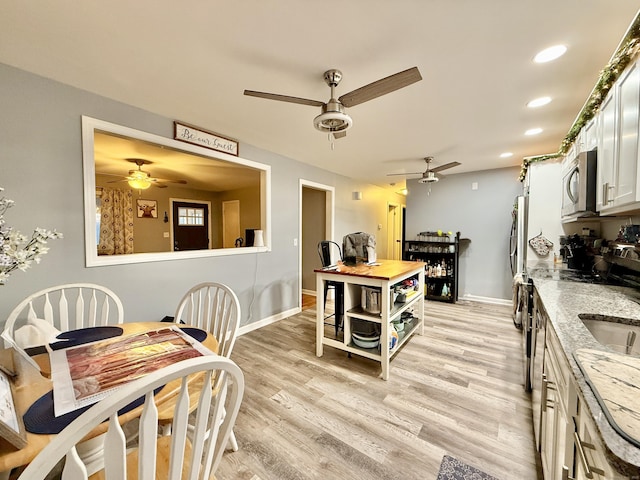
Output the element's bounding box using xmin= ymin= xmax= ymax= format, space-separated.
xmin=518 ymin=154 xmax=561 ymax=182
xmin=519 ymin=12 xmax=640 ymax=182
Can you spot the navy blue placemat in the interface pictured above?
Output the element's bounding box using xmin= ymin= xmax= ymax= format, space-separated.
xmin=49 ymin=326 xmax=123 ymax=350
xmin=24 ymin=387 xmax=162 ymax=434
xmin=179 ymin=326 xmax=207 ymax=343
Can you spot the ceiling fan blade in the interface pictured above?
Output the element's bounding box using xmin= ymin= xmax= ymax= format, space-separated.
xmin=96 ymin=172 xmax=125 ymax=178
xmin=338 ymin=67 xmax=422 ymax=108
xmin=156 ymin=178 xmax=187 ymax=185
xmin=151 ymin=178 xmax=188 ymax=188
xmin=386 ymin=172 xmax=422 ymax=176
xmin=333 ymin=131 xmax=347 ymax=139
xmin=243 ymin=90 xmax=324 ymax=107
xmin=431 ymin=161 xmax=461 ymax=173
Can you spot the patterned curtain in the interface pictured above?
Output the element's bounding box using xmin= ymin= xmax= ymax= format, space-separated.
xmin=98 ymin=188 xmax=134 ymax=255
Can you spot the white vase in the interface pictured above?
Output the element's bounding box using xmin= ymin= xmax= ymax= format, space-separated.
xmin=254 ymin=230 xmax=264 ymax=247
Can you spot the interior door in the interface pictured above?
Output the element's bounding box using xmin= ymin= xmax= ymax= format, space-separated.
xmin=172 ymin=201 xmax=210 ymax=251
xmin=222 ymin=200 xmax=240 ymax=248
xmin=387 ymin=203 xmax=402 ymax=260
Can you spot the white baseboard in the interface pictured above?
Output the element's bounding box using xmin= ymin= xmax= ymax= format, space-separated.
xmin=301 ymin=288 xmax=316 ymax=296
xmin=238 ymin=306 xmax=301 ymax=336
xmin=460 ymin=294 xmax=511 ymax=306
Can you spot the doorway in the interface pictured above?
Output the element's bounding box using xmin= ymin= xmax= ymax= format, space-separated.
xmin=299 ymin=180 xmax=334 ymax=309
xmin=386 ymin=202 xmax=403 ymax=260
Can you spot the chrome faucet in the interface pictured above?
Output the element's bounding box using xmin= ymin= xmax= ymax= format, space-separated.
xmin=626 ymin=331 xmax=636 ymax=355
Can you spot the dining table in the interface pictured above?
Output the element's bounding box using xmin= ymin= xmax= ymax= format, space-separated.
xmin=0 ymin=321 xmax=219 ymax=478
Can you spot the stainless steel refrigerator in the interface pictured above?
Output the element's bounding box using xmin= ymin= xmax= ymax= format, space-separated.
xmin=510 ymin=195 xmax=535 ymax=392
xmin=510 ymin=194 xmax=528 ymax=279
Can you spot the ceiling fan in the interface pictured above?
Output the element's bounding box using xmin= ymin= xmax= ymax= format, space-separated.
xmin=101 ymin=159 xmax=187 ymax=190
xmin=244 ymin=67 xmax=422 ymax=139
xmin=387 ymin=157 xmax=461 ymax=183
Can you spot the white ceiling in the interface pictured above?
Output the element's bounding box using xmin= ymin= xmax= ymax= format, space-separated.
xmin=1 ymin=1 xmax=638 ymax=190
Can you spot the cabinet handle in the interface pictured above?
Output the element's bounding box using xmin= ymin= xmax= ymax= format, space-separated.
xmin=574 ymin=431 xmax=605 ymax=479
xmin=541 ymin=375 xmax=555 ymax=412
xmin=607 ymin=183 xmax=614 ymax=205
xmin=562 ymin=465 xmax=574 ymax=480
xmin=602 ymin=182 xmax=615 ymax=205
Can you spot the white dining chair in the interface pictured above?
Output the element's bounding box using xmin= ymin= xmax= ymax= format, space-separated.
xmin=2 ymin=283 xmax=124 ymax=366
xmin=17 ymin=355 xmax=244 ymax=480
xmin=166 ymin=282 xmax=241 ymax=451
xmin=173 ymin=282 xmax=240 ymax=359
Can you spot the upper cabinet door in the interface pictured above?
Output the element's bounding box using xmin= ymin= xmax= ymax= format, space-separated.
xmin=597 ymin=90 xmax=617 ymax=211
xmin=615 ymin=60 xmax=640 ymax=207
xmin=583 ymin=117 xmax=599 ymax=152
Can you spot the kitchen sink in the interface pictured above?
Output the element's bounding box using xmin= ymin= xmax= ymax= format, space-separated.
xmin=579 ymin=314 xmax=640 ymax=356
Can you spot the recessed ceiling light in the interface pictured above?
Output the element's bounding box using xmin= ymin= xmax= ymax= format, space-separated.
xmin=527 ymin=96 xmax=552 ymax=108
xmin=500 ymin=152 xmax=513 ymax=158
xmin=525 ymin=128 xmax=543 ymax=136
xmin=534 ymin=45 xmax=567 ymax=63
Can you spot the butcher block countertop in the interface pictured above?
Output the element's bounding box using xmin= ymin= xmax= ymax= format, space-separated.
xmin=530 ymin=268 xmax=640 ymax=476
xmin=314 ymin=259 xmax=425 ymax=281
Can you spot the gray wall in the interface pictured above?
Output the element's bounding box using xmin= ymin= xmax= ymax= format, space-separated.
xmin=0 ymin=63 xmax=405 ymax=327
xmin=406 ymin=167 xmax=523 ymax=301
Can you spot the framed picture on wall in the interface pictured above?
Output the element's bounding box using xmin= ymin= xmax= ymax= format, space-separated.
xmin=136 ymin=199 xmax=158 ymax=218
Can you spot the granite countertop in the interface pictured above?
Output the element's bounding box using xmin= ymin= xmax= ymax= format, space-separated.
xmin=529 ymin=268 xmax=640 ymax=476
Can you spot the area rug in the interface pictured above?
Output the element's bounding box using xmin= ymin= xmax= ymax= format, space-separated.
xmin=436 ymin=455 xmax=499 ymax=480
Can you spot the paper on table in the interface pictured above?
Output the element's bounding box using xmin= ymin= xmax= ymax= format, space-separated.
xmin=0 ymin=373 xmax=20 ymax=433
xmin=50 ymin=326 xmax=215 ymax=417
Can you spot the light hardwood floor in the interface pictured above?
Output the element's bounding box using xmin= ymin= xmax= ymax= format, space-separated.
xmin=217 ymin=299 xmax=541 ymax=480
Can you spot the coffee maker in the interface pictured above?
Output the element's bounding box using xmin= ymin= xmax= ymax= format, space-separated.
xmin=560 ymin=234 xmax=590 ymax=271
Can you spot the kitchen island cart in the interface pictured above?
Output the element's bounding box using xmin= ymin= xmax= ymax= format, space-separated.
xmin=315 ymin=259 xmax=425 ymax=380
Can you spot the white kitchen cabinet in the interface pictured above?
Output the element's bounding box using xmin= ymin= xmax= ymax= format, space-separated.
xmin=598 ymin=88 xmax=618 ymax=211
xmin=572 ymin=393 xmax=626 ymax=480
xmin=540 ymin=323 xmax=629 ymax=479
xmin=583 ymin=117 xmax=599 ymax=153
xmin=597 ymin=59 xmax=640 ymax=213
xmin=541 ymin=322 xmax=576 ymax=480
xmin=615 ymin=60 xmax=640 ymax=207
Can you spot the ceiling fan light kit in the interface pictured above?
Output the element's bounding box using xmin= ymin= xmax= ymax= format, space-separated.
xmin=418 ymin=172 xmax=438 ymax=183
xmin=127 ymin=169 xmax=152 ymax=190
xmin=313 ymin=109 xmax=353 ymax=133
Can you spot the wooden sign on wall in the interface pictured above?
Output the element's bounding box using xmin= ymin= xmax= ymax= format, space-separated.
xmin=174 ymin=121 xmax=239 ymax=156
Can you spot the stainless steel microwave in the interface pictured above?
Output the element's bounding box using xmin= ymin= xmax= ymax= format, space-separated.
xmin=561 ymin=150 xmax=597 ymax=219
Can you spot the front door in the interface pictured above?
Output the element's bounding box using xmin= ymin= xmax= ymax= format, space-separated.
xmin=172 ymin=200 xmax=210 ymax=251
